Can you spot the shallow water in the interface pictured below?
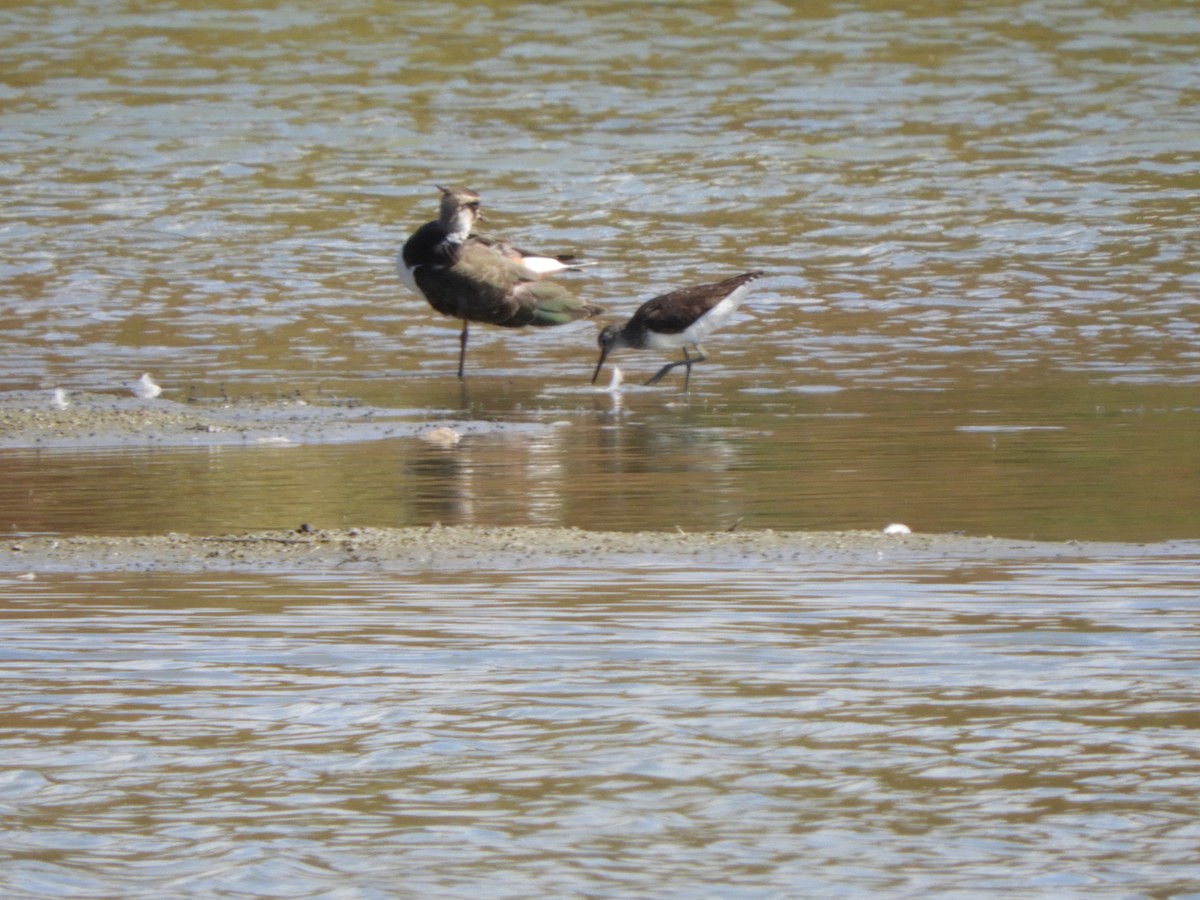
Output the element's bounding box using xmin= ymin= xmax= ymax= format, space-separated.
xmin=2 ymin=378 xmax=1197 ymax=542
xmin=2 ymin=556 xmax=1198 ymax=898
xmin=2 ymin=0 xmax=1199 ymax=541
xmin=2 ymin=3 xmax=1200 ymax=895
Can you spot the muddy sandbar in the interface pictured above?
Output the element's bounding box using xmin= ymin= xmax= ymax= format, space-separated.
xmin=0 ymin=389 xmax=541 ymax=450
xmin=4 ymin=525 xmax=1196 ymax=576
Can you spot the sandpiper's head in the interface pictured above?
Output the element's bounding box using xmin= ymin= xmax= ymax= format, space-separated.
xmin=436 ymin=185 xmax=481 ymax=240
xmin=591 ymin=323 xmax=625 ymax=384
xmin=597 ymin=323 xmax=624 ymax=351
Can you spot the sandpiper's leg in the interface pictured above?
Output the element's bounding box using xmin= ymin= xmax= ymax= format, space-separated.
xmin=645 ymin=358 xmax=682 ymax=386
xmin=457 ymin=319 xmax=469 ymax=378
xmin=681 ymin=345 xmax=706 ymax=390
xmin=645 ymin=346 xmax=707 ymax=389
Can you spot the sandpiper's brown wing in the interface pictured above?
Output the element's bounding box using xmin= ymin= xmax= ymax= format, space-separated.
xmin=633 ymin=272 xmax=763 ymax=335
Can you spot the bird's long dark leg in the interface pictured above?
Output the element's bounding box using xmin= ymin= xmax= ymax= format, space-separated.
xmin=645 ymin=346 xmax=707 ymax=389
xmin=457 ymin=318 xmax=469 ymax=379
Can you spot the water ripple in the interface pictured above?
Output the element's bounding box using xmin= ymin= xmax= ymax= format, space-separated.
xmin=1 ymin=558 xmax=1198 ymax=896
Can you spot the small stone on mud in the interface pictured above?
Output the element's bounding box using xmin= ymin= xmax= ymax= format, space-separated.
xmin=421 ymin=426 xmax=462 ymax=448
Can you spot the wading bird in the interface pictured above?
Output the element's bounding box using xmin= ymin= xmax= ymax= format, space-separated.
xmin=399 ymin=186 xmax=602 ymax=377
xmin=592 ymin=271 xmax=764 ymax=390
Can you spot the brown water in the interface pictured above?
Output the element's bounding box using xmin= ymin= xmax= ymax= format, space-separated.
xmin=2 ymin=0 xmax=1200 ymax=895
xmin=2 ymin=378 xmax=1198 ymax=541
xmin=2 ymin=0 xmax=1198 ymax=542
xmin=2 ymin=557 xmax=1199 ymax=898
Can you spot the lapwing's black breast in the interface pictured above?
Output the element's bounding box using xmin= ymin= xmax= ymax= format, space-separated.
xmin=402 ymin=221 xmax=460 ymax=271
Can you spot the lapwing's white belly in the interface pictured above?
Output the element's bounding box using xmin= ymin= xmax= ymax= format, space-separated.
xmin=397 ymin=255 xmax=421 ymax=296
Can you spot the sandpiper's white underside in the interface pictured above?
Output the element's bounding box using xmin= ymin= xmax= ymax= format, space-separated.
xmin=643 ymin=280 xmax=755 ymax=351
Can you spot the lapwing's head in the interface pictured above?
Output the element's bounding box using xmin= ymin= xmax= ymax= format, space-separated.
xmin=436 ymin=185 xmax=481 ymax=240
xmin=591 ymin=323 xmax=625 ymax=384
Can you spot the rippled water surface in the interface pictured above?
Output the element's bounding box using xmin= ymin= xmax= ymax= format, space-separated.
xmin=2 ymin=0 xmax=1198 ymax=540
xmin=3 ymin=2 xmax=1200 ymax=895
xmin=2 ymin=557 xmax=1199 ymax=898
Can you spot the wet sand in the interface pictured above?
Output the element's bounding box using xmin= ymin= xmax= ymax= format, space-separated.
xmin=0 ymin=389 xmax=498 ymax=450
xmin=5 ymin=526 xmax=1196 ymax=576
xmin=3 ymin=391 xmax=1197 ymax=574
